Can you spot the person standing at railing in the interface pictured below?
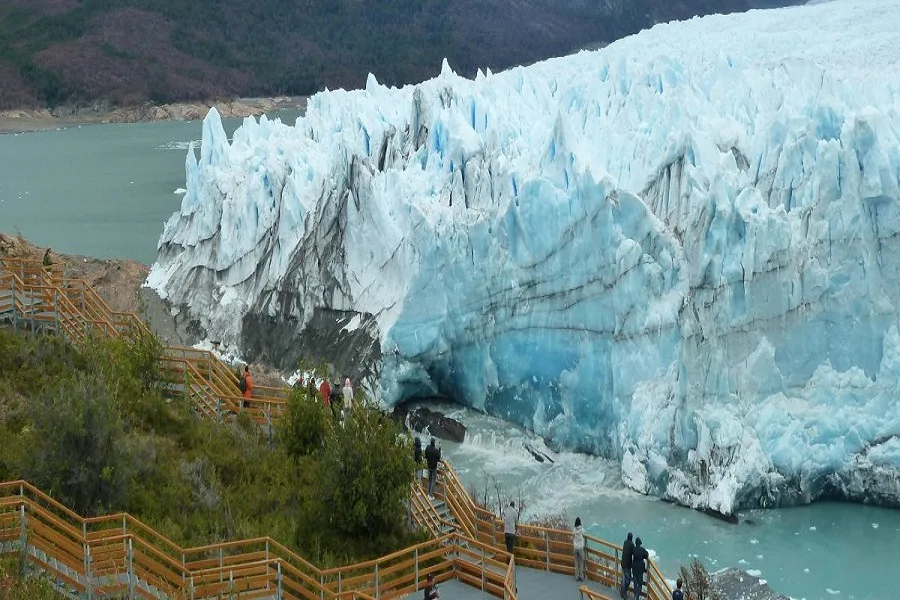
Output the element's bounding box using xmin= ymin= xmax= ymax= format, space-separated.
xmin=619 ymin=532 xmax=634 ymax=599
xmin=423 ymin=573 xmax=440 ymax=599
xmin=630 ymin=537 xmax=649 ymax=600
xmin=502 ymin=500 xmax=519 ymax=554
xmin=240 ymin=365 xmax=253 ymax=408
xmin=425 ymin=438 xmax=441 ymax=498
xmin=672 ymin=578 xmax=684 ymax=600
xmin=573 ymin=517 xmax=586 ymax=582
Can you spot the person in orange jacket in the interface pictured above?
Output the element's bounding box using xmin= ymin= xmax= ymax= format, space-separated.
xmin=240 ymin=365 xmax=253 ymax=408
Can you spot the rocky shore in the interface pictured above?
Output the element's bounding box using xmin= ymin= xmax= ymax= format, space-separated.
xmin=0 ymin=96 xmax=306 ymax=134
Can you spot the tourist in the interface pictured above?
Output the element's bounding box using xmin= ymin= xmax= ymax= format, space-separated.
xmin=672 ymin=578 xmax=684 ymax=600
xmin=620 ymin=532 xmax=634 ymax=599
xmin=423 ymin=573 xmax=440 ymax=599
xmin=502 ymin=500 xmax=519 ymax=554
xmin=240 ymin=365 xmax=253 ymax=409
xmin=342 ymin=377 xmax=354 ymax=416
xmin=425 ymin=438 xmax=441 ymax=498
xmin=573 ymin=516 xmax=586 ymax=582
xmin=319 ymin=379 xmax=332 ymax=408
xmin=631 ymin=536 xmax=649 ymax=600
xmin=414 ymin=436 xmax=423 ymax=480
xmin=42 ymin=247 xmax=52 ymax=267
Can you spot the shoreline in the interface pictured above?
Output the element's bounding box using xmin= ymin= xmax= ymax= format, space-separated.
xmin=0 ymin=95 xmax=307 ymax=134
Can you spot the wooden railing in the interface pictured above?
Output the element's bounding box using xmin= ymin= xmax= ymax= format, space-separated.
xmin=0 ymin=479 xmax=516 ymax=600
xmin=580 ymin=585 xmax=616 ymax=600
xmin=0 ymin=258 xmax=290 ymax=425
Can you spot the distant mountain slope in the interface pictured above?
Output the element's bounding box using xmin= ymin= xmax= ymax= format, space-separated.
xmin=0 ymin=0 xmax=796 ymax=109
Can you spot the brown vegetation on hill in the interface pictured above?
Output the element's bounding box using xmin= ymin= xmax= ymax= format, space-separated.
xmin=0 ymin=0 xmax=796 ymax=111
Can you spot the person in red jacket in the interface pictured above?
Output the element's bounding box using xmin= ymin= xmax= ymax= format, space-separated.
xmin=319 ymin=379 xmax=332 ymax=407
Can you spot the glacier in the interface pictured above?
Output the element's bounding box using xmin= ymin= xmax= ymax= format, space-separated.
xmin=148 ymin=0 xmax=900 ymax=516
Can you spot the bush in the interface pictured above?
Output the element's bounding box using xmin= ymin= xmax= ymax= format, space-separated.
xmin=0 ymin=556 xmax=62 ymax=599
xmin=279 ymin=386 xmax=330 ymax=459
xmin=295 ymin=403 xmax=415 ymax=560
xmin=21 ymin=373 xmax=130 ymax=516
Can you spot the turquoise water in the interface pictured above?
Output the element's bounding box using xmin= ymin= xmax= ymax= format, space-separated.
xmin=0 ymin=113 xmax=299 ymax=264
xmin=438 ymin=405 xmax=900 ymax=600
xmin=2 ymin=121 xmax=899 ymax=600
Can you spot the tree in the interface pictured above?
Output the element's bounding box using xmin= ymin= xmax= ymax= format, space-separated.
xmin=679 ymin=558 xmax=721 ymax=600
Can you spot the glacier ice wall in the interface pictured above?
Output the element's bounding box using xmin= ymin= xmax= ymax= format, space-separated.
xmin=148 ymin=0 xmax=900 ymax=514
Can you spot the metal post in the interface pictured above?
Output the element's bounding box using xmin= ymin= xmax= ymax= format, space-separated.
xmin=375 ymin=561 xmax=380 ymax=599
xmin=414 ymin=548 xmax=419 ymax=591
xmin=219 ymin=547 xmax=224 ymax=588
xmin=265 ymin=540 xmax=270 ymax=591
xmin=11 ymin=276 xmax=17 ymax=331
xmin=276 ymin=561 xmax=283 ymax=600
xmin=127 ymin=537 xmax=134 ymax=599
xmin=18 ymin=492 xmax=26 ymax=577
xmin=85 ymin=543 xmax=93 ymax=600
xmin=545 ymin=532 xmax=550 ymax=572
xmin=481 ymin=546 xmax=486 ymax=590
xmin=190 ymin=575 xmax=195 ymax=600
xmin=320 ymin=574 xmax=325 ymax=600
xmin=338 ymin=571 xmax=342 ymax=593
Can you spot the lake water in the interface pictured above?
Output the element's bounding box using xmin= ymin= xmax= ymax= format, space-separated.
xmin=2 ymin=118 xmax=898 ymax=600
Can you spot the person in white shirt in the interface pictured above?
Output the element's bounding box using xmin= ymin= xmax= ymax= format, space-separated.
xmin=502 ymin=501 xmax=519 ymax=553
xmin=573 ymin=517 xmax=586 ymax=581
xmin=342 ymin=378 xmax=353 ymax=417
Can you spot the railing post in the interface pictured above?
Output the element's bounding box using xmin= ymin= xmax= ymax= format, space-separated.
xmin=127 ymin=537 xmax=134 ymax=599
xmin=18 ymin=488 xmax=26 ymax=577
xmin=374 ymin=560 xmax=380 ymax=599
xmin=545 ymin=532 xmax=550 ymax=572
xmin=11 ymin=275 xmax=17 ymax=331
xmin=190 ymin=575 xmax=195 ymax=600
xmin=219 ymin=547 xmax=224 ymax=588
xmin=338 ymin=571 xmax=342 ymax=594
xmin=276 ymin=560 xmax=283 ymax=600
xmin=414 ymin=547 xmax=419 ymax=591
xmin=85 ymin=542 xmax=93 ymax=600
xmin=481 ymin=545 xmax=486 ymax=591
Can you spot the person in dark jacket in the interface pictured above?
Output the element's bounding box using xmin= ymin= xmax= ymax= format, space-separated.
xmin=414 ymin=436 xmax=423 ymax=481
xmin=672 ymin=578 xmax=684 ymax=600
xmin=620 ymin=532 xmax=634 ymax=599
xmin=424 ymin=438 xmax=441 ymax=498
xmin=423 ymin=573 xmax=439 ymax=599
xmin=630 ymin=537 xmax=649 ymax=600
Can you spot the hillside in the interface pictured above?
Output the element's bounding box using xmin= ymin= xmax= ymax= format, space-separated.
xmin=0 ymin=0 xmax=796 ymax=110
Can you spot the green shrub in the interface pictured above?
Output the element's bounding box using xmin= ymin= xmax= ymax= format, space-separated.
xmin=295 ymin=404 xmax=416 ymax=559
xmin=279 ymin=387 xmax=330 ymax=459
xmin=0 ymin=556 xmax=63 ymax=599
xmin=20 ymin=373 xmax=130 ymax=516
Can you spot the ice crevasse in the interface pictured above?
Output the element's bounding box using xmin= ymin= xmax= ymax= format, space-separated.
xmin=148 ymin=0 xmax=900 ymax=515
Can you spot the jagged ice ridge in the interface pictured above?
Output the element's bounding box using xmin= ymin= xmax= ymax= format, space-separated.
xmin=148 ymin=0 xmax=900 ymax=515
